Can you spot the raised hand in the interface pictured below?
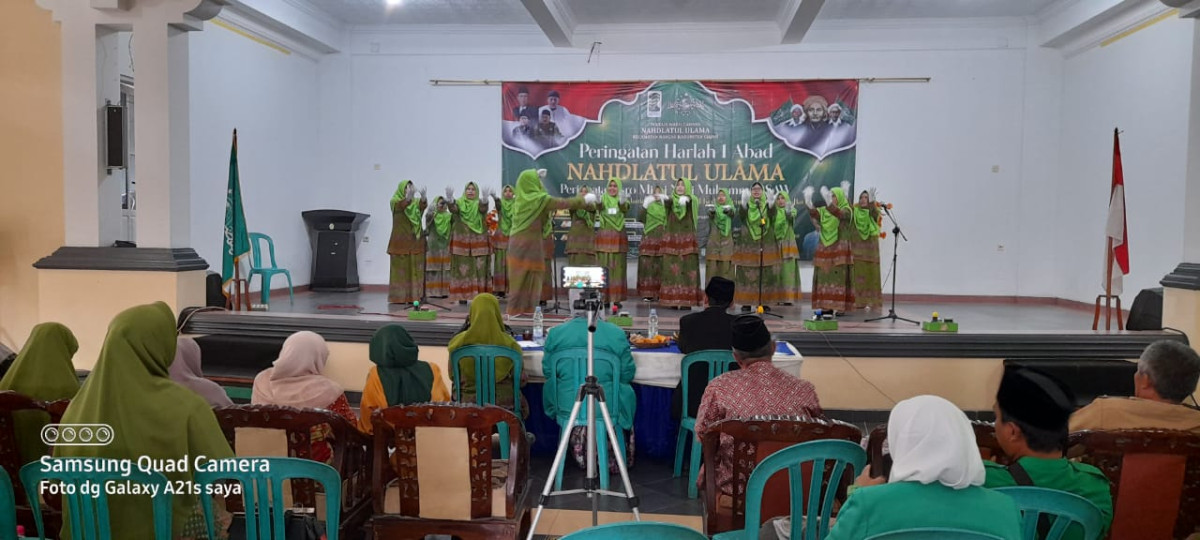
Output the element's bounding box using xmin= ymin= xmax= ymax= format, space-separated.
xmin=840 ymin=180 xmax=851 ymax=196
xmin=803 ymin=186 xmax=815 ymax=208
xmin=481 ymin=186 xmax=492 ymax=201
xmin=642 ymin=195 xmax=655 ymax=209
xmin=821 ymin=186 xmax=833 ymax=205
xmin=678 ymin=195 xmax=690 ymax=206
xmin=445 ymin=187 xmax=455 ymax=200
xmin=740 ymin=189 xmax=750 ymax=206
xmin=583 ymin=192 xmax=599 ymax=205
xmin=869 ymin=187 xmax=878 ymax=203
xmin=537 ymin=169 xmax=547 ymax=179
xmin=418 ymin=187 xmax=427 ymax=201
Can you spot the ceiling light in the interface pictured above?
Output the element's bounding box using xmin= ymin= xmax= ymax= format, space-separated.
xmin=385 ymin=0 xmax=401 ymax=6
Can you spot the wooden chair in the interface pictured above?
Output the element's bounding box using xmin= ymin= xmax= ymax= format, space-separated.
xmin=0 ymin=391 xmax=67 ymax=534
xmin=369 ymin=403 xmax=531 ymax=540
xmin=1068 ymin=429 xmax=1200 ymax=540
xmin=213 ymin=404 xmax=372 ymax=540
xmin=866 ymin=421 xmax=1007 ymax=476
xmin=700 ymin=416 xmax=862 ymax=536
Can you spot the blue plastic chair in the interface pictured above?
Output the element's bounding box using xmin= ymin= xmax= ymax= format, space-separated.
xmin=196 ymin=457 xmax=341 ymax=540
xmin=673 ymin=349 xmax=736 ymax=498
xmin=248 ymin=232 xmax=294 ymax=306
xmin=450 ymin=344 xmax=523 ymax=459
xmin=1 ymin=467 xmax=16 ymax=540
xmin=561 ymin=521 xmax=707 ymax=539
xmin=544 ymin=346 xmax=626 ymax=491
xmin=994 ymin=486 xmax=1105 ymax=540
xmin=712 ymin=439 xmax=866 ymax=540
xmin=20 ymin=458 xmax=173 ymax=540
xmin=865 ymin=529 xmax=1005 ymax=539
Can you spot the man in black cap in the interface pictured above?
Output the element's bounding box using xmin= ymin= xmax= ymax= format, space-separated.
xmin=512 ymin=86 xmax=536 ymax=121
xmin=695 ymin=314 xmax=822 ymax=494
xmin=984 ymin=366 xmax=1113 ymax=537
xmin=672 ymin=277 xmax=737 ymax=421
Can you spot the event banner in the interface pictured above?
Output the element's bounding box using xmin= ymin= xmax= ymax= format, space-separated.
xmin=501 ymin=80 xmax=859 ymax=240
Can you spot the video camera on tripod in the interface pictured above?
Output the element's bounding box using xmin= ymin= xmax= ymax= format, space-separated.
xmin=563 ymin=266 xmax=607 ymax=313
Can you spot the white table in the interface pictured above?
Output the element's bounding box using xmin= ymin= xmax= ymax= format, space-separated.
xmin=519 ymin=341 xmax=803 ymax=388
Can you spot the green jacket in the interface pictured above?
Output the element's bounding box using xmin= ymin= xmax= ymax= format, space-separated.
xmin=542 ymin=317 xmax=637 ymax=429
xmin=984 ymin=457 xmax=1113 ymax=540
xmin=826 ymin=481 xmax=1023 ymax=540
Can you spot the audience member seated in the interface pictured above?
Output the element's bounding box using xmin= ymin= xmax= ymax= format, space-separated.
xmin=543 ymin=310 xmax=637 ymax=471
xmin=764 ymin=395 xmax=1022 ymax=540
xmin=169 ymin=336 xmax=234 ymax=408
xmin=252 ymin=330 xmax=357 ymax=465
xmin=56 ymin=302 xmax=234 ymax=539
xmin=359 ymin=324 xmax=451 ymax=434
xmin=447 ymin=293 xmax=526 ymax=416
xmin=0 ymin=322 xmax=78 ymax=465
xmin=1071 ymin=340 xmax=1200 ymax=433
xmin=985 ymin=366 xmax=1114 ymax=539
xmin=695 ymin=315 xmax=822 ymax=494
xmin=672 ymin=276 xmax=736 ymax=421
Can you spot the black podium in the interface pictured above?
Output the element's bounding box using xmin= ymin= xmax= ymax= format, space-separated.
xmin=301 ymin=210 xmax=369 ymax=292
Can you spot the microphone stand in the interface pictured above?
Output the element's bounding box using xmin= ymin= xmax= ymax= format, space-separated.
xmin=865 ymin=203 xmax=918 ymax=325
xmin=408 ymin=213 xmax=450 ymax=312
xmin=752 ymin=200 xmax=782 ymax=318
xmin=545 ymin=214 xmax=566 ymax=314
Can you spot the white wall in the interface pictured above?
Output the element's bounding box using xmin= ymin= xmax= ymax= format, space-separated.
xmin=189 ymin=23 xmax=331 ymax=291
xmin=1056 ymin=17 xmax=1196 ymax=303
xmin=335 ymin=21 xmax=1042 ymax=293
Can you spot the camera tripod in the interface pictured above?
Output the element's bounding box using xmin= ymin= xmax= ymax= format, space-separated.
xmin=525 ymin=297 xmax=640 ymax=539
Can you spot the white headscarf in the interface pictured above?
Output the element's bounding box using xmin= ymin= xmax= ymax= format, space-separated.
xmin=887 ymin=395 xmax=985 ymax=489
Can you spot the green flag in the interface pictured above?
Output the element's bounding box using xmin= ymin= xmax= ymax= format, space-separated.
xmin=222 ymin=129 xmax=250 ymax=294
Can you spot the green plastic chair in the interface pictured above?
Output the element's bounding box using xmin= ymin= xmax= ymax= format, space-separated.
xmin=994 ymin=486 xmax=1105 ymax=540
xmin=20 ymin=458 xmax=173 ymax=540
xmin=1 ymin=467 xmax=16 ymax=540
xmin=673 ymin=349 xmax=736 ymax=498
xmin=544 ymin=346 xmax=626 ymax=492
xmin=561 ymin=521 xmax=707 ymax=539
xmin=248 ymin=232 xmax=294 ymax=306
xmin=711 ymin=439 xmax=866 ymax=540
xmin=450 ymin=344 xmax=523 ymax=460
xmin=865 ymin=529 xmax=1005 ymax=539
xmin=196 ymin=457 xmax=341 ymax=540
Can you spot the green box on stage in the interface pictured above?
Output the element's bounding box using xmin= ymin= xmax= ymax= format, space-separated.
xmin=922 ymin=321 xmax=958 ymax=332
xmin=408 ymin=310 xmax=438 ymax=321
xmin=609 ymin=315 xmax=633 ymax=327
xmin=804 ymin=319 xmax=839 ymax=331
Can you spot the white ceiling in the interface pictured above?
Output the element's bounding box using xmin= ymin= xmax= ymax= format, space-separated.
xmin=306 ymin=0 xmax=1063 ymax=26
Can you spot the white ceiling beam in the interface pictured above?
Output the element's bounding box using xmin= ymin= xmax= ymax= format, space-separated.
xmin=1036 ymin=0 xmax=1175 ymax=56
xmin=517 ymin=0 xmax=574 ymax=47
xmin=779 ymin=0 xmax=826 ymax=44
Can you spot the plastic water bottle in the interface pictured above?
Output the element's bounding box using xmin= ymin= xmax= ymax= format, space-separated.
xmin=532 ymin=306 xmax=545 ymax=344
xmin=648 ymin=308 xmax=659 ymax=338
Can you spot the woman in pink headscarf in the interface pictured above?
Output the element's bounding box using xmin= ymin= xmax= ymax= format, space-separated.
xmin=251 ymin=331 xmax=357 ymax=462
xmin=170 ymin=337 xmax=234 ymax=407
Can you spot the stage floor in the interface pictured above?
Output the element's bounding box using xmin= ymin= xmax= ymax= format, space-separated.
xmin=259 ymin=288 xmax=1099 ymax=334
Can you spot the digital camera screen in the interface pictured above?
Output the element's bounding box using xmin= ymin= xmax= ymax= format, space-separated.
xmin=562 ymin=266 xmax=607 ymax=289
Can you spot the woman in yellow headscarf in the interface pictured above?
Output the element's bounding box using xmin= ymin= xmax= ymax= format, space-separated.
xmin=506 ymin=169 xmax=593 ymax=316
xmin=805 ymin=182 xmax=855 ymax=313
xmin=425 ymin=196 xmax=453 ymax=298
xmin=595 ymin=178 xmax=631 ymax=304
xmin=660 ymin=178 xmax=701 ymax=308
xmin=705 ymin=188 xmax=736 ymax=283
xmin=447 ymin=182 xmax=493 ymax=302
xmin=733 ymin=182 xmax=781 ymax=310
xmin=851 ymin=188 xmax=884 ymax=310
xmin=447 ymin=293 xmax=526 ymax=415
xmin=388 ymin=180 xmax=427 ymax=304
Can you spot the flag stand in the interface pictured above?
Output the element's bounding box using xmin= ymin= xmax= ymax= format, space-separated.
xmin=226 ymin=255 xmax=252 ymax=312
xmin=1093 ymin=239 xmax=1124 ymax=330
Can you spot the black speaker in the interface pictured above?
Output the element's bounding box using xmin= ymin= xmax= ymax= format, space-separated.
xmin=205 ymin=271 xmax=225 ymax=307
xmin=1127 ymin=287 xmax=1164 ymax=331
xmin=104 ymin=104 xmax=126 ymax=169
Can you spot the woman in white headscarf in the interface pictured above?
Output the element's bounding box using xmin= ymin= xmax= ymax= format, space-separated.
xmin=821 ymin=395 xmax=1023 ymax=539
xmin=765 ymin=395 xmax=1023 ymax=540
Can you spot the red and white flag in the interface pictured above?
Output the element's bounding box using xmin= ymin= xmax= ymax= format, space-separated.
xmin=1104 ymin=129 xmax=1130 ymax=295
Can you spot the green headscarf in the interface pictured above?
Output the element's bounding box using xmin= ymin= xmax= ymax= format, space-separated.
xmin=671 ymin=178 xmax=697 ymax=226
xmin=447 ymin=294 xmax=521 ymax=405
xmin=816 ymin=187 xmax=850 ymax=246
xmin=599 ymin=178 xmax=626 ymax=231
xmin=853 ymin=192 xmax=881 ymax=240
xmin=712 ymin=189 xmax=732 ymax=237
xmin=370 ymin=325 xmax=434 ymax=405
xmin=644 ymin=188 xmax=667 ymax=234
xmin=431 ymin=196 xmax=452 ymax=237
xmin=510 ymin=169 xmax=551 ymax=234
xmin=393 ymin=180 xmax=422 ymax=236
xmin=456 ymin=182 xmax=485 ymax=234
xmin=56 ymin=303 xmax=233 ymax=539
xmin=746 ymin=184 xmax=769 ymax=241
xmin=772 ymin=191 xmax=795 ymax=240
xmin=0 ymin=322 xmax=79 ymax=465
xmin=498 ymin=188 xmax=516 ymax=235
